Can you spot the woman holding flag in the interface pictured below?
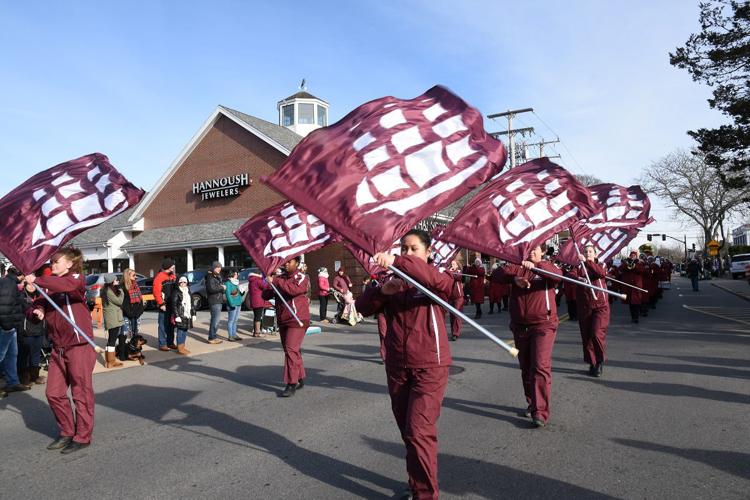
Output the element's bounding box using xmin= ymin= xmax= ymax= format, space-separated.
xmin=357 ymin=229 xmax=459 ymax=500
xmin=491 ymin=243 xmax=562 ymax=428
xmin=24 ymin=246 xmax=97 ymax=454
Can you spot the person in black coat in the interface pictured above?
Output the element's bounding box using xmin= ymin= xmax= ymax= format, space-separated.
xmin=0 ymin=268 xmax=30 ymax=394
xmin=170 ymin=275 xmax=196 ymax=355
xmin=18 ymin=280 xmax=47 ymax=386
xmin=204 ymin=262 xmax=225 ymax=344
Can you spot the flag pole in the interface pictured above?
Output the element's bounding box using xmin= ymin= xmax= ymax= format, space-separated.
xmin=387 ymin=265 xmax=519 ymax=358
xmin=572 ymin=239 xmax=598 ymax=300
xmin=606 ymin=275 xmax=648 ymax=294
xmin=268 ymin=281 xmax=304 ymax=327
xmin=532 ymin=266 xmax=626 ymax=300
xmin=30 ymin=284 xmax=103 ymax=353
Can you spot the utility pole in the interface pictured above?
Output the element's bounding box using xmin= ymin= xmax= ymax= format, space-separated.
xmin=487 ymin=107 xmax=533 ymax=168
xmin=525 ymin=137 xmax=561 ymax=159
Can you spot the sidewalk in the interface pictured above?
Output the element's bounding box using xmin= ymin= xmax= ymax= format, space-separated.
xmin=710 ymin=277 xmax=750 ymax=302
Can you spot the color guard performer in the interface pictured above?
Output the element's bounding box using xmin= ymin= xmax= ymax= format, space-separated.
xmin=491 ymin=244 xmax=562 ymax=428
xmin=618 ymin=251 xmax=647 ymax=323
xmin=569 ymin=245 xmax=610 ymax=377
xmin=356 ymin=229 xmax=458 ymax=500
xmin=264 ymin=256 xmax=310 ymax=397
xmin=445 ymin=258 xmax=464 ymax=341
xmin=467 ymin=258 xmax=486 ymax=319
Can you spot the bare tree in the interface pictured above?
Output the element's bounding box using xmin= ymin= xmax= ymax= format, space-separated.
xmin=639 ymin=149 xmax=750 ymax=252
xmin=575 ymin=174 xmax=603 ymax=187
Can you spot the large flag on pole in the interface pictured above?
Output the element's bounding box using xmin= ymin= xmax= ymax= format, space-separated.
xmin=0 ymin=153 xmax=145 ymax=274
xmin=431 ymin=225 xmax=460 ymax=268
xmin=440 ymin=158 xmax=601 ymax=263
xmin=263 ymin=85 xmax=507 ymax=255
xmin=344 ymin=240 xmax=401 ymax=276
xmin=557 ymin=184 xmax=653 ymax=265
xmin=234 ymin=201 xmax=342 ymax=276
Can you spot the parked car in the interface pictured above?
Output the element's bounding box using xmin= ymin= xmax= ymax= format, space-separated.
xmin=730 ymin=253 xmax=750 ymax=279
xmin=238 ymin=267 xmax=261 ymax=310
xmin=85 ymin=272 xmax=146 ymax=309
xmin=183 ymin=269 xmax=208 ymax=311
xmin=137 ymin=277 xmax=156 ymax=310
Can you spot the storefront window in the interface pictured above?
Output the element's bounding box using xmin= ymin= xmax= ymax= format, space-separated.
xmin=317 ymin=105 xmax=327 ymax=126
xmin=282 ymin=104 xmax=294 ymax=126
xmin=298 ymin=103 xmax=314 ymax=124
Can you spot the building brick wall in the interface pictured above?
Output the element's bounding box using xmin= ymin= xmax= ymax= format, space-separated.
xmin=142 ymin=115 xmax=287 ymax=230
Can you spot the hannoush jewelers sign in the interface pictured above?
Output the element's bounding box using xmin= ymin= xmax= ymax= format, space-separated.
xmin=192 ymin=173 xmax=251 ymax=201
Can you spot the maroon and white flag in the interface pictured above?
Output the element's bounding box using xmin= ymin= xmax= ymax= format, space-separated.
xmin=431 ymin=225 xmax=460 ymax=268
xmin=441 ymin=158 xmax=601 ymax=263
xmin=0 ymin=153 xmax=144 ymax=275
xmin=558 ymin=225 xmax=640 ymax=265
xmin=234 ymin=201 xmax=342 ymax=276
xmin=344 ymin=240 xmax=401 ymax=276
xmin=557 ymin=184 xmax=653 ymax=265
xmin=264 ymin=85 xmax=506 ymax=255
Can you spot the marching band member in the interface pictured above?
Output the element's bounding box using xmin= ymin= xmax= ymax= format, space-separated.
xmin=445 ymin=258 xmax=464 ymax=341
xmin=488 ymin=260 xmax=504 ymax=315
xmin=264 ymin=256 xmax=310 ymax=398
xmin=24 ymin=247 xmax=96 ymax=454
xmin=569 ymin=245 xmax=610 ymax=377
xmin=356 ymin=229 xmax=458 ymax=500
xmin=491 ymin=244 xmax=562 ymax=428
xmin=468 ymin=258 xmax=486 ymax=319
xmin=618 ymin=251 xmax=647 ymax=323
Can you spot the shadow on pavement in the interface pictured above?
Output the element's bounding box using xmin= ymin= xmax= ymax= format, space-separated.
xmin=613 ymin=438 xmax=750 ymax=481
xmin=568 ymin=377 xmax=750 ymax=405
xmin=363 ymin=436 xmax=617 ymax=499
xmin=0 ymin=391 xmax=58 ymax=438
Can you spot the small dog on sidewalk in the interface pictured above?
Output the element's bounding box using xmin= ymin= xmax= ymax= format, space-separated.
xmin=116 ymin=335 xmax=148 ymax=365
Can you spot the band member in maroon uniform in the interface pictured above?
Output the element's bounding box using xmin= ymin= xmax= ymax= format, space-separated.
xmin=488 ymin=260 xmax=505 ymax=314
xmin=356 ymin=229 xmax=458 ymax=500
xmin=264 ymin=256 xmax=310 ymax=397
xmin=619 ymin=251 xmax=647 ymax=322
xmin=24 ymin=247 xmax=96 ymax=454
xmin=563 ymin=278 xmax=578 ymax=321
xmin=569 ymin=245 xmax=610 ymax=377
xmin=467 ymin=258 xmax=485 ymax=319
xmin=445 ymin=258 xmax=464 ymax=341
xmin=491 ymin=244 xmax=562 ymax=428
xmin=644 ymin=256 xmax=659 ymax=310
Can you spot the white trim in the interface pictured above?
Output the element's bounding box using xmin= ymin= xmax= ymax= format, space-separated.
xmin=430 ymin=305 xmax=441 ymax=365
xmin=128 ymin=106 xmax=292 ymax=223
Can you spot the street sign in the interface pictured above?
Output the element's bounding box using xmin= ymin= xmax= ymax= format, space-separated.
xmin=708 ymin=240 xmax=720 ymax=249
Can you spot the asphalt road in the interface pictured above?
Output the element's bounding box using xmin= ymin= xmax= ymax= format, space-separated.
xmin=1 ymin=276 xmax=748 ymax=499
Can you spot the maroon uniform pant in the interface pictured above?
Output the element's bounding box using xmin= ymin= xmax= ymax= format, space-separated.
xmin=449 ymin=297 xmax=464 ymax=337
xmin=279 ymin=325 xmax=306 ymax=385
xmin=578 ymin=307 xmax=609 ymax=365
xmin=511 ymin=323 xmax=557 ymax=423
xmin=386 ymin=366 xmax=449 ymax=500
xmin=46 ymin=344 xmax=97 ymax=444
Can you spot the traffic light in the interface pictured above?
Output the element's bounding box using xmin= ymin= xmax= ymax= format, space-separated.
xmin=647 ymin=234 xmax=652 ymax=241
xmin=692 ymin=243 xmax=696 ymax=251
xmin=662 ymin=234 xmax=666 ymax=241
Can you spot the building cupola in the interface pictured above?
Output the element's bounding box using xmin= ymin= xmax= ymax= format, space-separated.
xmin=277 ymin=80 xmax=329 ymax=137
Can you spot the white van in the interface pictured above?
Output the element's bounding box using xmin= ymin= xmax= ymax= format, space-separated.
xmin=730 ymin=253 xmax=750 ymax=279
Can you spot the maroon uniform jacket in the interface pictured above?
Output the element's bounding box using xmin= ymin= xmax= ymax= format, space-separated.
xmin=356 ymin=255 xmax=459 ymax=369
xmin=332 ymin=274 xmax=352 ymax=295
xmin=491 ymin=261 xmax=562 ymax=326
xmin=570 ymin=261 xmax=610 ymax=314
xmin=468 ymin=264 xmax=486 ymax=304
xmin=488 ymin=267 xmax=508 ymax=302
xmin=263 ymin=271 xmax=310 ymax=327
xmin=246 ymin=275 xmax=271 ymax=309
xmin=618 ymin=261 xmax=646 ymax=305
xmin=31 ymin=273 xmax=93 ymax=348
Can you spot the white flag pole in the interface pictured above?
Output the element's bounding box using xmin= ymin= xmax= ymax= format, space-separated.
xmin=268 ymin=281 xmax=304 ymax=327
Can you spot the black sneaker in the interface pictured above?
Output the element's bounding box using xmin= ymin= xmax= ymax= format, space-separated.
xmin=60 ymin=441 xmax=89 ymax=454
xmin=588 ymin=364 xmax=597 ymax=376
xmin=595 ymin=363 xmax=603 ymax=377
xmin=47 ymin=436 xmax=73 ymax=450
xmin=281 ymin=384 xmax=296 ymax=397
xmin=227 ymin=337 xmax=238 ymax=342
xmin=520 ymin=408 xmax=532 ymax=418
xmin=532 ymin=418 xmax=547 ymax=428
xmin=398 ymin=488 xmax=414 ymax=500
xmin=296 ymin=379 xmax=305 ymax=390
xmin=449 ymin=334 xmax=457 ymax=341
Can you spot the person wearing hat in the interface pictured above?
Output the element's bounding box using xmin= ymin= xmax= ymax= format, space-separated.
xmin=153 ymin=258 xmax=177 ymax=351
xmin=317 ymin=267 xmax=330 ymax=323
xmin=170 ymin=275 xmax=196 ymax=355
xmin=204 ymin=261 xmax=225 ymax=344
xmin=101 ymin=274 xmax=124 ymax=368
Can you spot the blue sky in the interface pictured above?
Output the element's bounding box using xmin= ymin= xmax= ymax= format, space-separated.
xmin=0 ymin=1 xmax=732 ymax=249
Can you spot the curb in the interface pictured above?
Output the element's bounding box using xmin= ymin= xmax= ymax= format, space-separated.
xmin=711 ymin=282 xmax=750 ymax=302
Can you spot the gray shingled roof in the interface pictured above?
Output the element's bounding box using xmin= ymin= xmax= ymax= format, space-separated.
xmin=219 ymin=105 xmax=303 ymax=153
xmin=279 ymin=91 xmax=328 ymax=104
xmin=68 ymin=204 xmax=140 ymax=247
xmin=122 ymin=218 xmax=247 ymax=251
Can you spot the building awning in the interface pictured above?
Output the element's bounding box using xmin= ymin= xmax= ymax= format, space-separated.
xmin=122 ymin=218 xmax=247 ymax=253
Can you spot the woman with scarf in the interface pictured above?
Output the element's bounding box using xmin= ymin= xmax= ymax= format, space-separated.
xmin=224 ymin=268 xmax=243 ymax=341
xmin=170 ymin=275 xmax=196 ymax=355
xmin=121 ymin=268 xmax=144 ymax=338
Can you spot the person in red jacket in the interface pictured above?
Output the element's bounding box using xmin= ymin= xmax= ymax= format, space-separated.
xmin=317 ymin=267 xmax=331 ymax=323
xmin=24 ymin=246 xmax=97 ymax=454
xmin=264 ymin=256 xmax=310 ymax=397
xmin=152 ymin=258 xmax=176 ymax=351
xmin=245 ymin=272 xmax=271 ymax=337
xmin=491 ymin=244 xmax=562 ymax=428
xmin=467 ymin=258 xmax=485 ymax=319
xmin=618 ymin=251 xmax=647 ymax=322
xmin=356 ymin=229 xmax=459 ymax=500
xmin=568 ymin=245 xmax=610 ymax=377
xmin=445 ymin=258 xmax=464 ymax=341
